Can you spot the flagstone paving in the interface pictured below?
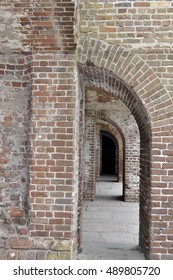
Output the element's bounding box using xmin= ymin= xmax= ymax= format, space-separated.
xmin=78 ymin=181 xmax=145 ymax=260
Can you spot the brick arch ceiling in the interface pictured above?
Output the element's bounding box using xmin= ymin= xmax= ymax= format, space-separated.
xmin=97 ymin=117 xmax=125 ymax=144
xmin=77 ymin=38 xmax=172 ymax=138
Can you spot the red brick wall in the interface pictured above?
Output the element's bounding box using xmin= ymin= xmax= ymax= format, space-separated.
xmin=1 ymin=0 xmax=173 ymax=260
xmin=0 ymin=0 xmax=78 ymax=260
xmin=0 ymin=0 xmax=75 ymax=53
xmin=79 ymin=0 xmax=173 ymax=46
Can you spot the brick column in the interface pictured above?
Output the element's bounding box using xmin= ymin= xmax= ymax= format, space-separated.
xmin=83 ymin=112 xmax=96 ymax=200
xmin=28 ymin=53 xmax=78 ymax=259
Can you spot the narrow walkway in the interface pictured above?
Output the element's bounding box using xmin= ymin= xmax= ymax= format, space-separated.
xmin=78 ymin=181 xmax=145 ymax=260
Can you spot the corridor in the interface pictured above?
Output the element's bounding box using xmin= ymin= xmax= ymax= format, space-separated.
xmin=78 ymin=181 xmax=145 ymax=260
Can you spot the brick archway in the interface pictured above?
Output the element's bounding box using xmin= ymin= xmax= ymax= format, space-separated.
xmin=97 ymin=115 xmax=140 ymax=202
xmin=77 ymin=39 xmax=173 ymax=259
xmin=97 ymin=119 xmax=124 ymax=184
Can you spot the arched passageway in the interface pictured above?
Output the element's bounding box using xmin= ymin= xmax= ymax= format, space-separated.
xmin=100 ymin=131 xmax=118 ymax=178
xmin=78 ymin=65 xmax=149 ymax=257
xmin=84 ymin=90 xmax=140 ymax=202
xmin=77 ymin=38 xmax=173 ymax=260
xmin=97 ymin=120 xmax=124 ymax=184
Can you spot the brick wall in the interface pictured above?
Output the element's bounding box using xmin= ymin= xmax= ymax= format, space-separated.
xmin=0 ymin=54 xmax=31 ymax=259
xmin=1 ymin=0 xmax=173 ymax=260
xmin=0 ymin=0 xmax=76 ymax=53
xmin=79 ymin=0 xmax=173 ymax=46
xmin=78 ymin=0 xmax=173 ymax=106
xmin=0 ymin=0 xmax=78 ymax=259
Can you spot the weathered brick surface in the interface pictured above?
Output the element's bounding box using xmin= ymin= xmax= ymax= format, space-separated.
xmin=28 ymin=52 xmax=78 ymax=257
xmin=0 ymin=0 xmax=76 ymax=53
xmin=0 ymin=0 xmax=78 ymax=260
xmin=0 ymin=53 xmax=31 ymax=256
xmin=79 ymin=0 xmax=173 ymax=46
xmin=0 ymin=0 xmax=173 ymax=260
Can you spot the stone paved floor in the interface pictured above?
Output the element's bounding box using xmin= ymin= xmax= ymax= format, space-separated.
xmin=78 ymin=181 xmax=145 ymax=260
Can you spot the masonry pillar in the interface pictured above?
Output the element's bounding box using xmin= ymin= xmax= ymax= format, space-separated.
xmin=28 ymin=53 xmax=79 ymax=260
xmin=83 ymin=112 xmax=96 ymax=200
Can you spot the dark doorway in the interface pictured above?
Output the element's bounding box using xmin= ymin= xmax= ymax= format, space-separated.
xmin=100 ymin=131 xmax=118 ymax=177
